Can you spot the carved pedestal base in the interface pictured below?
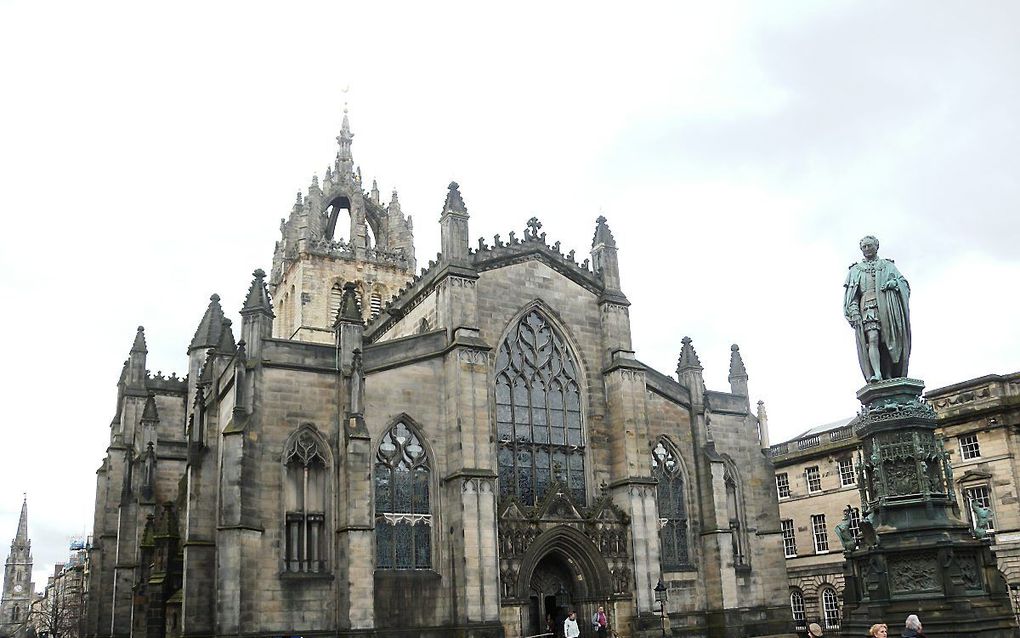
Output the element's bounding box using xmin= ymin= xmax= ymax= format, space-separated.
xmin=840 ymin=379 xmax=1018 ymax=637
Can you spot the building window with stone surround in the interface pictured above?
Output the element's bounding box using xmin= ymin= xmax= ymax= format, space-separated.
xmin=838 ymin=458 xmax=856 ymax=486
xmin=821 ymin=586 xmax=840 ymax=629
xmin=790 ymin=589 xmax=806 ymax=630
xmin=811 ymin=514 xmax=829 ymax=553
xmin=652 ymin=439 xmax=692 ymax=570
xmin=776 ymin=473 xmax=790 ymax=499
xmin=283 ymin=427 xmax=330 ymax=573
xmin=781 ymin=519 xmax=797 ymax=557
xmin=959 ymin=433 xmax=981 ymax=460
xmin=375 ymin=421 xmax=432 ymax=569
xmin=848 ymin=507 xmax=862 ymax=541
xmin=495 ymin=309 xmax=586 ymax=506
xmin=806 ymin=466 xmax=822 ymax=493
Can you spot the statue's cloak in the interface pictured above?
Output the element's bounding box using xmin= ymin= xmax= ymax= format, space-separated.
xmin=843 ymin=258 xmax=911 ymax=378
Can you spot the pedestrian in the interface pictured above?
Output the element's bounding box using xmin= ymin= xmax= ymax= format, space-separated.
xmin=591 ymin=605 xmax=609 ymax=637
xmin=868 ymin=624 xmax=888 ymax=637
xmin=807 ymin=622 xmax=823 ymax=637
xmin=902 ymin=614 xmax=926 ymax=638
xmin=563 ymin=610 xmax=580 ymax=638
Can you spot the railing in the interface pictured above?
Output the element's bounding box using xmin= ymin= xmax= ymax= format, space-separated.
xmin=797 ymin=435 xmax=820 ymax=450
xmin=829 ymin=425 xmax=855 ymax=442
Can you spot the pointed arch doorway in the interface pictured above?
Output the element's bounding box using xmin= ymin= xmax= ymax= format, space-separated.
xmin=528 ymin=553 xmax=575 ymax=636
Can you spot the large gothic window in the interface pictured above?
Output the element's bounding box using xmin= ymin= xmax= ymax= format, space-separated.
xmin=375 ymin=421 xmax=432 ymax=569
xmin=652 ymin=440 xmax=691 ymax=569
xmin=283 ymin=428 xmax=329 ymax=573
xmin=496 ymin=310 xmax=586 ymax=506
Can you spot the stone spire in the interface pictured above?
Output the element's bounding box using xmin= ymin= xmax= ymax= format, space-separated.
xmin=728 ymin=344 xmax=749 ymax=397
xmin=215 ymin=318 xmax=237 ymax=355
xmin=131 ymin=325 xmax=147 ymax=355
xmin=591 ymin=215 xmax=621 ymax=291
xmin=677 ymin=336 xmax=703 ymax=373
xmin=13 ymin=497 xmax=28 ymax=550
xmin=335 ymin=105 xmax=355 ymax=176
xmin=440 ymin=181 xmax=470 ymax=261
xmin=240 ymin=269 xmax=274 ymax=362
xmin=127 ymin=326 xmax=148 ymax=388
xmin=371 ymin=179 xmax=380 ymax=204
xmin=188 ymin=294 xmax=224 ymax=354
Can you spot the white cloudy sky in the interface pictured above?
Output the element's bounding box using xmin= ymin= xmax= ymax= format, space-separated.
xmin=1 ymin=1 xmax=1018 ymax=588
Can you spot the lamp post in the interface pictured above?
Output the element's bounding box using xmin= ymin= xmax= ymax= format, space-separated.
xmin=653 ymin=579 xmax=668 ymax=638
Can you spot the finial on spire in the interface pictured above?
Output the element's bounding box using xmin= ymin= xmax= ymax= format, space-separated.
xmin=131 ymin=326 xmax=147 ymax=354
xmin=336 ymin=93 xmax=355 ymax=174
xmin=241 ymin=269 xmax=274 ymax=317
xmin=525 ymin=217 xmax=543 ymax=239
xmin=442 ymin=181 xmax=468 ymax=215
xmin=728 ymin=344 xmax=748 ymax=380
xmin=334 ymin=282 xmax=363 ymax=326
xmin=190 ymin=293 xmax=225 ymax=353
xmin=677 ymin=336 xmax=703 ymax=373
xmin=592 ymin=215 xmax=616 ymax=248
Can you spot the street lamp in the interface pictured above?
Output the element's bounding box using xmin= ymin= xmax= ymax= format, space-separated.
xmin=653 ymin=579 xmax=668 ymax=638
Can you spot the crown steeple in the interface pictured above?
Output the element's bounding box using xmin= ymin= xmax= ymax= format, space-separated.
xmin=335 ymin=105 xmax=355 ymax=177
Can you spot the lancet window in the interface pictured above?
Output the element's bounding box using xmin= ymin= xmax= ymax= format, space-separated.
xmin=495 ymin=310 xmax=586 ymax=506
xmin=652 ymin=440 xmax=691 ymax=569
xmin=283 ymin=428 xmax=329 ymax=573
xmin=375 ymin=421 xmax=432 ymax=569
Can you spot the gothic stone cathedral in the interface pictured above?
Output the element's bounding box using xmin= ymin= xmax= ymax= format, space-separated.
xmin=85 ymin=110 xmax=791 ymax=638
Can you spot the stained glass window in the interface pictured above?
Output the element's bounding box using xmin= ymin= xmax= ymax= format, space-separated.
xmin=652 ymin=440 xmax=691 ymax=569
xmin=495 ymin=310 xmax=586 ymax=506
xmin=375 ymin=421 xmax=431 ymax=569
xmin=283 ymin=429 xmax=328 ymax=573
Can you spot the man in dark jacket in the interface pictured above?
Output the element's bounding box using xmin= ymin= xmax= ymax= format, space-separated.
xmin=901 ymin=614 xmax=926 ymax=637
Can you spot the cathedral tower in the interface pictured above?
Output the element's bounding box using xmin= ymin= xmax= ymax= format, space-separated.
xmin=269 ymin=106 xmax=416 ymax=342
xmin=0 ymin=497 xmax=34 ymax=636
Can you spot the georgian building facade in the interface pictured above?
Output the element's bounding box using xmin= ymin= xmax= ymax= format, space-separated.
xmin=771 ymin=371 xmax=1020 ymax=631
xmin=85 ymin=110 xmax=792 ymax=638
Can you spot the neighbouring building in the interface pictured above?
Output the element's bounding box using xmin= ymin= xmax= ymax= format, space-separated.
xmin=84 ymin=108 xmax=793 ymax=638
xmin=771 ymin=371 xmax=1020 ymax=630
xmin=34 ymin=546 xmax=87 ymax=638
xmin=0 ymin=499 xmax=35 ymax=638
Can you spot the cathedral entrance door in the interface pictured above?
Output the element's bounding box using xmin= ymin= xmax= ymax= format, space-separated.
xmin=528 ymin=554 xmax=574 ymax=636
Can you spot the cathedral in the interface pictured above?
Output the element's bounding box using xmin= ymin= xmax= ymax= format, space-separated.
xmin=85 ymin=108 xmax=792 ymax=638
xmin=1 ymin=499 xmax=34 ymax=638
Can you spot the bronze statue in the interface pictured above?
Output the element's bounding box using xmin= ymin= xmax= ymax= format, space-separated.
xmin=970 ymin=498 xmax=992 ymax=539
xmin=834 ymin=505 xmax=858 ymax=552
xmin=844 ymin=236 xmax=911 ymax=382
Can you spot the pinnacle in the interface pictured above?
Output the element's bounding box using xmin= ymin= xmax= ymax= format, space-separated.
xmin=334 ymin=282 xmax=363 ymax=326
xmin=592 ymin=215 xmax=616 ymax=249
xmin=728 ymin=344 xmax=748 ymax=380
xmin=216 ymin=318 xmax=237 ymax=354
xmin=677 ymin=336 xmax=703 ymax=373
xmin=189 ymin=293 xmax=225 ymax=352
xmin=443 ymin=181 xmax=468 ymax=216
xmin=241 ymin=269 xmax=275 ymax=317
xmin=15 ymin=496 xmax=28 ymax=544
xmin=131 ymin=326 xmax=147 ymax=354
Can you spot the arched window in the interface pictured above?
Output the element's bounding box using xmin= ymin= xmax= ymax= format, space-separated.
xmin=821 ymin=586 xmax=840 ymax=629
xmin=495 ymin=309 xmax=585 ymax=506
xmin=375 ymin=421 xmax=432 ymax=569
xmin=652 ymin=440 xmax=691 ymax=569
xmin=328 ymin=283 xmax=344 ymax=324
xmin=12 ymin=604 xmax=20 ymax=622
xmin=790 ymin=590 xmax=806 ymax=629
xmin=283 ymin=428 xmax=329 ymax=573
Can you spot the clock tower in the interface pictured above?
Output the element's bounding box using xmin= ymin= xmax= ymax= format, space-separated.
xmin=0 ymin=497 xmax=34 ymax=636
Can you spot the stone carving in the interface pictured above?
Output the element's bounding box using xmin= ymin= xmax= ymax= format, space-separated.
xmin=888 ymin=553 xmax=939 ymax=593
xmin=844 ymin=235 xmax=911 ymax=383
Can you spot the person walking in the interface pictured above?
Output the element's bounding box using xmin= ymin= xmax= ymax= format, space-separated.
xmin=868 ymin=623 xmax=888 ymax=637
xmin=563 ymin=610 xmax=580 ymax=638
xmin=902 ymin=614 xmax=926 ymax=638
xmin=591 ymin=606 xmax=609 ymax=637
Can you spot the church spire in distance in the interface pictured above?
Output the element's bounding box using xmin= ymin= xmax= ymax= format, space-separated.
xmin=13 ymin=496 xmax=27 ymax=550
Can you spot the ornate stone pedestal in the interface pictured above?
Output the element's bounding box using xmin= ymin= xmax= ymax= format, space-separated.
xmin=840 ymin=379 xmax=1018 ymax=637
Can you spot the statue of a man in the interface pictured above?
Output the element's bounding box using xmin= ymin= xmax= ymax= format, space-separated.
xmin=844 ymin=235 xmax=911 ymax=382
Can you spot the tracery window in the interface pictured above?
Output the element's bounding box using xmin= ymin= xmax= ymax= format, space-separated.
xmin=375 ymin=421 xmax=432 ymax=569
xmin=495 ymin=310 xmax=586 ymax=506
xmin=283 ymin=429 xmax=329 ymax=573
xmin=652 ymin=440 xmax=691 ymax=569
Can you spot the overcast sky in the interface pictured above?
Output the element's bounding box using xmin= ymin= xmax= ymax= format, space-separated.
xmin=1 ymin=1 xmax=1018 ymax=588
